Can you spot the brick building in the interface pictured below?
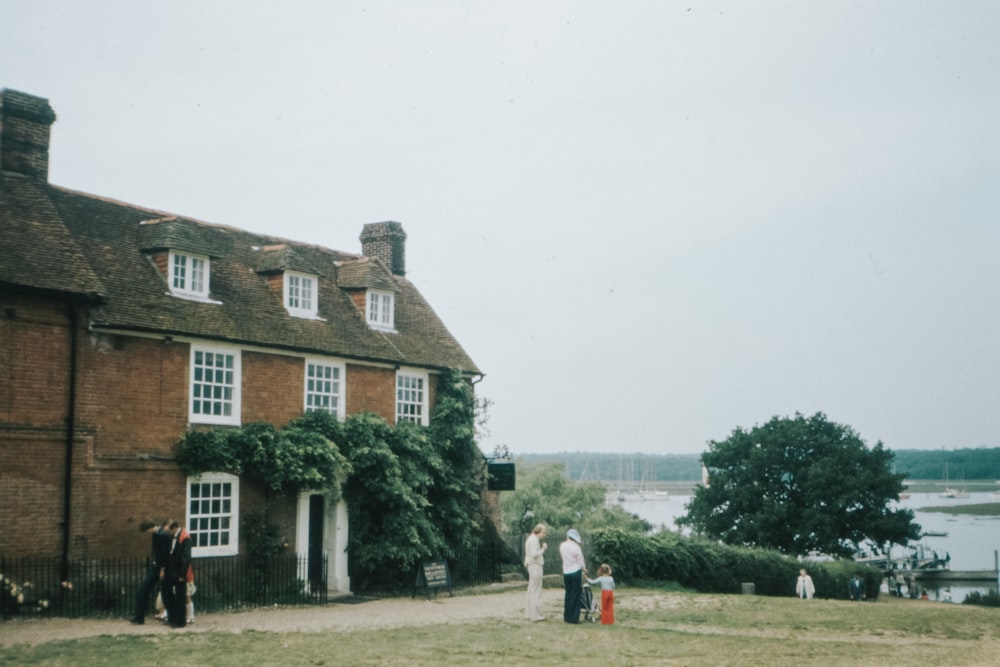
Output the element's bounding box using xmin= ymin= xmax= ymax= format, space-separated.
xmin=0 ymin=88 xmax=482 ymax=594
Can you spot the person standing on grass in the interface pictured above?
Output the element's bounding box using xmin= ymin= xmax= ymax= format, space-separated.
xmin=559 ymin=528 xmax=585 ymax=624
xmin=849 ymin=572 xmax=865 ymax=601
xmin=585 ymin=563 xmax=615 ymax=625
xmin=524 ymin=523 xmax=548 ymax=622
xmin=130 ymin=518 xmax=172 ymax=625
xmin=795 ymin=569 xmax=815 ymax=599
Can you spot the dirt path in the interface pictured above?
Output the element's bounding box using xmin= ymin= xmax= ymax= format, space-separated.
xmin=0 ymin=585 xmax=558 ymax=647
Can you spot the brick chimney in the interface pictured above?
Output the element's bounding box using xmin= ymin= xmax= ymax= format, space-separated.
xmin=360 ymin=221 xmax=407 ymax=276
xmin=0 ymin=89 xmax=57 ymax=181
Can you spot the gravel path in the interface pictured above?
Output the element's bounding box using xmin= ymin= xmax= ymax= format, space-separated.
xmin=0 ymin=585 xmax=563 ymax=647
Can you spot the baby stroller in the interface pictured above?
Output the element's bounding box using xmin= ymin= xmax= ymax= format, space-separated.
xmin=581 ymin=581 xmax=601 ymax=623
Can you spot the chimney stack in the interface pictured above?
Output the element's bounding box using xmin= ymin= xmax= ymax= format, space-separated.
xmin=0 ymin=89 xmax=57 ymax=181
xmin=360 ymin=221 xmax=407 ymax=276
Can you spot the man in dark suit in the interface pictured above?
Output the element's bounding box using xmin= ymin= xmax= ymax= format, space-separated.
xmin=130 ymin=519 xmax=172 ymax=624
xmin=849 ymin=572 xmax=865 ymax=601
xmin=163 ymin=520 xmax=192 ymax=627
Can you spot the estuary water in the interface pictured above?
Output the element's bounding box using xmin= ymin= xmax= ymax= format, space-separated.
xmin=613 ymin=491 xmax=1000 ymax=603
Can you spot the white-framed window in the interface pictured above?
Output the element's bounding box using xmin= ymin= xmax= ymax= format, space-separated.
xmin=284 ymin=271 xmax=318 ymax=318
xmin=366 ymin=289 xmax=395 ymax=331
xmin=169 ymin=250 xmax=210 ymax=298
xmin=187 ymin=472 xmax=239 ymax=557
xmin=305 ymin=359 xmax=345 ymax=418
xmin=396 ymin=369 xmax=428 ymax=425
xmin=190 ymin=345 xmax=241 ymax=425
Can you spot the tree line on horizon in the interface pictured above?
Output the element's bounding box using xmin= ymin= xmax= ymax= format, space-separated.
xmin=514 ymin=447 xmax=1000 ymax=483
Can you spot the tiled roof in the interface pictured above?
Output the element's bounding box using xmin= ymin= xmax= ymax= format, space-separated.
xmin=138 ymin=216 xmax=225 ymax=258
xmin=0 ymin=172 xmax=480 ymax=375
xmin=335 ymin=257 xmax=398 ymax=291
xmin=254 ymin=244 xmax=326 ymax=277
xmin=0 ymin=174 xmax=104 ymax=299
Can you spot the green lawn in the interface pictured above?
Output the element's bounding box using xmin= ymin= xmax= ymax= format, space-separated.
xmin=3 ymin=590 xmax=999 ymax=666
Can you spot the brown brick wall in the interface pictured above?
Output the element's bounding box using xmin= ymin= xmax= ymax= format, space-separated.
xmin=0 ymin=432 xmax=66 ymax=557
xmin=347 ymin=289 xmax=366 ymax=316
xmin=150 ymin=252 xmax=168 ymax=279
xmin=242 ymin=351 xmax=304 ymax=426
xmin=480 ymin=489 xmax=504 ymax=532
xmin=0 ymin=295 xmax=72 ymax=426
xmin=345 ymin=363 xmax=395 ymax=420
xmin=1 ymin=293 xmax=457 ymax=559
xmin=75 ymin=334 xmax=189 ymax=456
xmin=0 ymin=111 xmax=53 ymax=178
xmin=265 ymin=273 xmax=283 ymax=295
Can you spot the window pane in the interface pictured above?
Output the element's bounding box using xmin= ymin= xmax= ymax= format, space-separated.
xmin=305 ymin=361 xmax=343 ymax=415
xmin=191 ymin=349 xmax=237 ymax=423
xmin=187 ymin=474 xmax=237 ymax=555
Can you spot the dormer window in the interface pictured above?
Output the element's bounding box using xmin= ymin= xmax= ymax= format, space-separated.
xmin=284 ymin=271 xmax=317 ymax=318
xmin=170 ymin=250 xmax=210 ymax=298
xmin=367 ymin=289 xmax=395 ymax=331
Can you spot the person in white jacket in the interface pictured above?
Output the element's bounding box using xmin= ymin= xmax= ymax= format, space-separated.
xmin=559 ymin=529 xmax=586 ymax=623
xmin=523 ymin=523 xmax=548 ymax=621
xmin=796 ymin=569 xmax=816 ymax=599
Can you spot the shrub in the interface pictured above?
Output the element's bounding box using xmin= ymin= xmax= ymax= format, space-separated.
xmin=962 ymin=590 xmax=1000 ymax=607
xmin=588 ymin=528 xmax=882 ymax=599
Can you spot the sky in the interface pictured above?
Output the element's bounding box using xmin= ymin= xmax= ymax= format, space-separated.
xmin=3 ymin=2 xmax=998 ymax=456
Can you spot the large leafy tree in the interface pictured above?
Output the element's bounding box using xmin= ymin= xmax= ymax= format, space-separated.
xmin=678 ymin=412 xmax=920 ymax=558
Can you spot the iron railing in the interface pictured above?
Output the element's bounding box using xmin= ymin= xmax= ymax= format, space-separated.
xmin=1 ymin=554 xmax=327 ymax=620
xmin=2 ymin=541 xmax=512 ymax=620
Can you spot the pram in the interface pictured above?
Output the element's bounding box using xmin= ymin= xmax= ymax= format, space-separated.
xmin=581 ymin=581 xmax=601 ymax=623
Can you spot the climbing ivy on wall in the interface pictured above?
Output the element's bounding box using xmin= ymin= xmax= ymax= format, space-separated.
xmin=176 ymin=421 xmax=350 ymax=496
xmin=175 ymin=368 xmax=487 ymax=590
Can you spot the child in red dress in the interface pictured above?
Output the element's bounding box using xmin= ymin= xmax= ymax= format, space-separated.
xmin=585 ymin=563 xmax=615 ymax=625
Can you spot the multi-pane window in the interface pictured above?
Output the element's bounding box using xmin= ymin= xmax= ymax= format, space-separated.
xmin=190 ymin=346 xmax=241 ymax=425
xmin=285 ymin=271 xmax=317 ymax=318
xmin=366 ymin=289 xmax=394 ymax=330
xmin=396 ymin=370 xmax=428 ymax=425
xmin=169 ymin=251 xmax=209 ymax=298
xmin=187 ymin=473 xmax=239 ymax=556
xmin=305 ymin=360 xmax=344 ymax=417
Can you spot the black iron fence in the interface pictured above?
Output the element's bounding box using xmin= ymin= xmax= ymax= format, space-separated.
xmin=2 ymin=540 xmax=513 ymax=620
xmin=447 ymin=539 xmax=512 ymax=588
xmin=1 ymin=554 xmax=327 ymax=620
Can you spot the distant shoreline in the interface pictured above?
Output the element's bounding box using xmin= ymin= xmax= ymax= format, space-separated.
xmin=596 ymin=480 xmax=1000 ymax=499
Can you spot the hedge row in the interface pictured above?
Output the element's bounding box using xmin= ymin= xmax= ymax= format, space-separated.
xmin=588 ymin=528 xmax=882 ymax=600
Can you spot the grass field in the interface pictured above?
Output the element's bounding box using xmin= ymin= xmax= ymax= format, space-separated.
xmin=2 ymin=588 xmax=999 ymax=666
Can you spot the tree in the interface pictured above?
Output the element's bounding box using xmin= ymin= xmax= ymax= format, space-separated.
xmin=500 ymin=462 xmax=651 ymax=541
xmin=678 ymin=412 xmax=920 ymax=558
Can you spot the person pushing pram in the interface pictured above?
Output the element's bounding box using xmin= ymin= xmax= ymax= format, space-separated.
xmin=560 ymin=527 xmax=616 ymax=625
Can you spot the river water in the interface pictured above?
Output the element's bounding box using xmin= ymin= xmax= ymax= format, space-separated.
xmin=613 ymin=491 xmax=1000 ymax=603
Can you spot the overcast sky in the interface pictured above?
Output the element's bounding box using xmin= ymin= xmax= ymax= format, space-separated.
xmin=4 ymin=2 xmax=998 ymax=456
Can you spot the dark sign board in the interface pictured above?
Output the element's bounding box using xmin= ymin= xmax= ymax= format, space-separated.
xmin=487 ymin=462 xmax=515 ymax=491
xmin=413 ymin=559 xmax=453 ymax=599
